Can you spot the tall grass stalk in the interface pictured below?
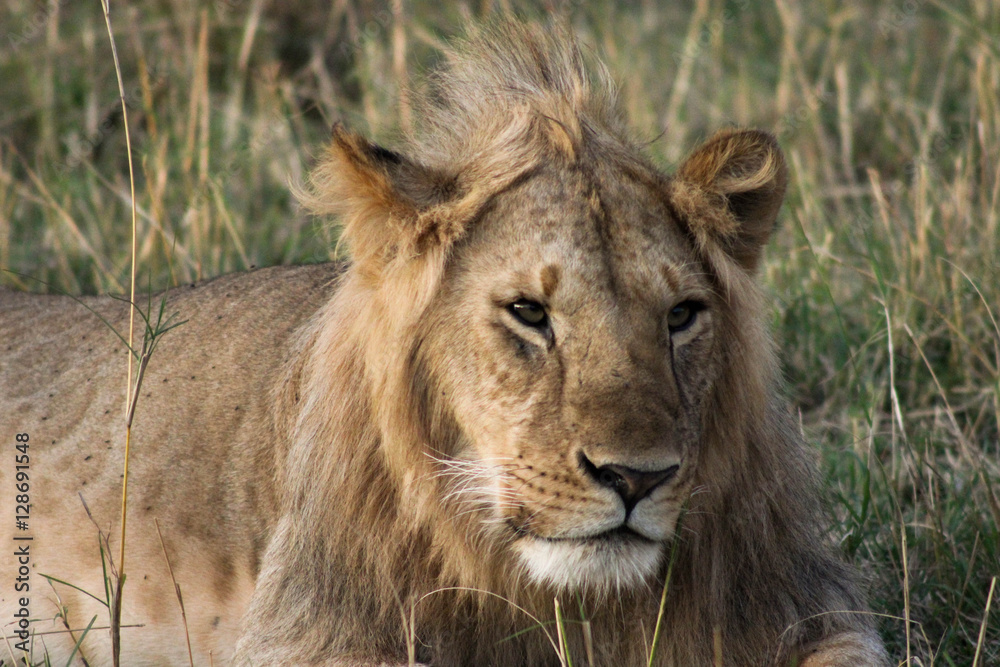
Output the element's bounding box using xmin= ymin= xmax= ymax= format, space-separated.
xmin=554 ymin=597 xmax=572 ymax=667
xmin=154 ymin=518 xmax=195 ymax=667
xmin=974 ymin=576 xmax=997 ymax=667
xmin=647 ymin=525 xmax=681 ymax=667
xmin=99 ymin=0 xmax=140 ymax=664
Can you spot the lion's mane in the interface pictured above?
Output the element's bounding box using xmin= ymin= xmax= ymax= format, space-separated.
xmin=235 ymin=20 xmax=878 ymax=667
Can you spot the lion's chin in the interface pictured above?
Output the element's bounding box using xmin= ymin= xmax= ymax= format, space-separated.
xmin=515 ymin=531 xmax=665 ymax=592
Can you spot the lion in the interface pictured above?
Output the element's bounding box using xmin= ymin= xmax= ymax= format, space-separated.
xmin=0 ymin=20 xmax=887 ymax=667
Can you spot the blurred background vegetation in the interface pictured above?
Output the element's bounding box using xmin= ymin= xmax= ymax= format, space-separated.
xmin=2 ymin=0 xmax=998 ymax=664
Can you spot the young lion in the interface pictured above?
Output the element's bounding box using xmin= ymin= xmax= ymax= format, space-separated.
xmin=0 ymin=20 xmax=887 ymax=667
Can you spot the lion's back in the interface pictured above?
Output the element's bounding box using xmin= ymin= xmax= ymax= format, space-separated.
xmin=0 ymin=262 xmax=342 ymax=665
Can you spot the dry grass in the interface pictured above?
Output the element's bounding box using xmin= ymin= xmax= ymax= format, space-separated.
xmin=2 ymin=0 xmax=998 ymax=664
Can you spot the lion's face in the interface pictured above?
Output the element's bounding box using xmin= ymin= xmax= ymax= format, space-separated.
xmin=420 ymin=163 xmax=724 ymax=591
xmin=313 ymin=119 xmax=785 ymax=595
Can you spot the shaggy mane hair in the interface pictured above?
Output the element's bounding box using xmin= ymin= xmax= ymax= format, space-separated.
xmin=238 ymin=20 xmax=877 ymax=666
xmin=409 ymin=20 xmax=625 ymax=167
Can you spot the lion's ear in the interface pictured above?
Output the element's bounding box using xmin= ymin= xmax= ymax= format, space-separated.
xmin=299 ymin=123 xmax=467 ymax=271
xmin=672 ymin=129 xmax=787 ymax=272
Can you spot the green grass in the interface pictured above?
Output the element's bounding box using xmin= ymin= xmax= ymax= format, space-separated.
xmin=2 ymin=0 xmax=998 ymax=664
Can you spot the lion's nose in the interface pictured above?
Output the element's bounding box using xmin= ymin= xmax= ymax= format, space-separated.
xmin=579 ymin=453 xmax=680 ymax=513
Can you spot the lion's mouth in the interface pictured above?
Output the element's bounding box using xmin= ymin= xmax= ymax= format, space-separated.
xmin=509 ymin=520 xmax=666 ymax=590
xmin=510 ymin=522 xmax=656 ymax=545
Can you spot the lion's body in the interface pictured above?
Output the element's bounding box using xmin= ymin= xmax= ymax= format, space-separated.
xmin=2 ymin=21 xmax=886 ymax=667
xmin=0 ymin=265 xmax=338 ymax=664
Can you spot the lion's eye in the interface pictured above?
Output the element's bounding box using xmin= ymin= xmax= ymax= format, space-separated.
xmin=509 ymin=300 xmax=548 ymax=327
xmin=667 ymin=301 xmax=702 ymax=332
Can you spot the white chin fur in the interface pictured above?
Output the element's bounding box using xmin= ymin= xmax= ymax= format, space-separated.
xmin=516 ymin=536 xmax=664 ymax=591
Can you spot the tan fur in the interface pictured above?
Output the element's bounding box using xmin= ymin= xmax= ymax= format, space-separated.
xmin=0 ymin=20 xmax=887 ymax=667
